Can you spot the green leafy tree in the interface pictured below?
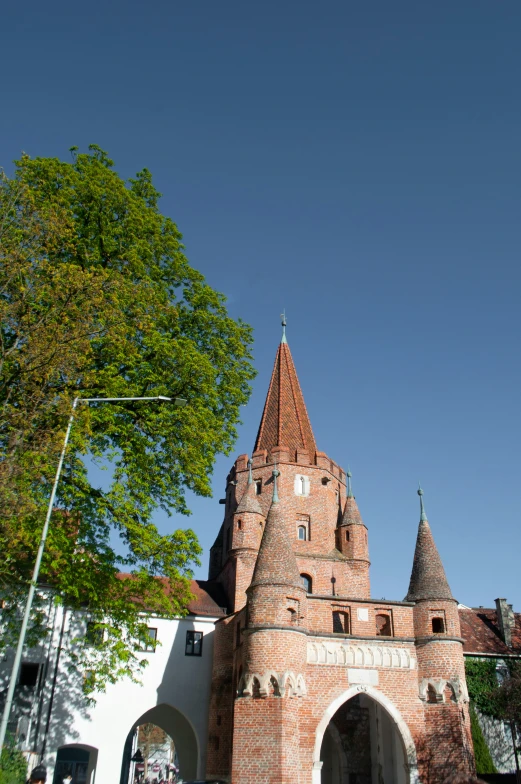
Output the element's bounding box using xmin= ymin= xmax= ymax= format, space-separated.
xmin=0 ymin=145 xmax=255 ymax=692
xmin=0 ymin=737 xmax=27 ymax=784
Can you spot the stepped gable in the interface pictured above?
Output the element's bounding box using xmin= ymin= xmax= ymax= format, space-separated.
xmin=249 ymin=475 xmax=302 ymax=591
xmin=405 ymin=498 xmax=453 ymax=602
xmin=254 ymin=335 xmax=317 ymax=460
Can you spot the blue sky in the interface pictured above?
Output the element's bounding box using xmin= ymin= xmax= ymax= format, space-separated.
xmin=2 ymin=0 xmax=520 ymax=609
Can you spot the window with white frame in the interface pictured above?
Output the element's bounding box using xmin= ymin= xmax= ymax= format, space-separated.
xmin=294 ymin=474 xmax=310 ymax=497
xmin=297 ymin=525 xmax=307 ymax=541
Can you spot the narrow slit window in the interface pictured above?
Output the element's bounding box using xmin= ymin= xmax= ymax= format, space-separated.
xmin=298 ymin=525 xmax=307 ymax=541
xmin=255 ymin=479 xmax=262 ymax=495
xmin=300 ymin=574 xmax=312 ymax=593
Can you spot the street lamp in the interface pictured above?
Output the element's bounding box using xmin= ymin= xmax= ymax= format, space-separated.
xmin=0 ymin=395 xmax=187 ymax=751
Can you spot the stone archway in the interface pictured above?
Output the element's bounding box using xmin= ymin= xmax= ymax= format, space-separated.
xmin=120 ymin=703 xmax=200 ymax=784
xmin=313 ymin=687 xmax=419 ymax=784
xmin=52 ymin=744 xmax=98 ymax=784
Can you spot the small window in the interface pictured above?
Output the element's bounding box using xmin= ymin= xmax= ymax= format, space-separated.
xmin=432 ymin=617 xmax=445 ymax=634
xmin=345 ymin=530 xmax=350 ymax=542
xmin=298 ymin=525 xmax=307 ymax=541
xmin=300 ymin=476 xmax=306 ymax=494
xmin=255 ymin=479 xmax=262 ymax=495
xmin=333 ymin=611 xmax=349 ymax=634
xmin=138 ymin=627 xmax=157 ymax=652
xmin=237 ymin=519 xmax=242 ymax=530
xmin=185 ymin=630 xmax=203 ymax=656
xmin=19 ymin=663 xmax=40 ymax=688
xmin=376 ymin=614 xmax=392 ymax=636
xmin=287 ymin=608 xmax=297 ymax=624
xmin=86 ymin=621 xmax=104 ymax=647
xmin=300 ymin=574 xmax=312 ymax=593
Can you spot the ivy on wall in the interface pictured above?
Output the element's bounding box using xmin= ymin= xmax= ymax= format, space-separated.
xmin=469 ymin=705 xmax=498 ymax=774
xmin=465 ymin=658 xmax=502 ymax=719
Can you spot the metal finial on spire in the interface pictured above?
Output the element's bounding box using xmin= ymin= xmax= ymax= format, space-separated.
xmin=247 ymin=458 xmax=253 ymax=485
xmin=272 ymin=465 xmax=280 ymax=503
xmin=346 ymin=467 xmax=353 ymax=498
xmin=281 ymin=310 xmax=287 ymax=344
xmin=418 ymin=482 xmax=427 ymax=522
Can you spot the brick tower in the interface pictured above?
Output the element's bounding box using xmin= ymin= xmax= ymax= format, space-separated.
xmin=205 ymin=322 xmax=475 ymax=784
xmin=404 ymin=488 xmax=474 ymax=775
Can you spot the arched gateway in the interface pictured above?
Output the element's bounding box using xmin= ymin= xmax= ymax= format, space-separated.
xmin=313 ymin=687 xmax=419 ymax=784
xmin=120 ymin=703 xmax=199 ymax=784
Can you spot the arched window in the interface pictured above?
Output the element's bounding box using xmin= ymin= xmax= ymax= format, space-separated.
xmin=333 ymin=611 xmax=349 ymax=634
xmin=287 ymin=608 xmax=297 ymax=624
xmin=376 ymin=613 xmax=392 ymax=636
xmin=297 ymin=525 xmax=307 ymax=541
xmin=300 ymin=574 xmax=312 ymax=593
xmin=432 ymin=617 xmax=445 ymax=634
xmin=300 ymin=476 xmax=306 ymax=494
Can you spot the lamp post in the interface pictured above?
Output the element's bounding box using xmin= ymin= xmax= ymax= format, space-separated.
xmin=0 ymin=395 xmax=187 ymax=752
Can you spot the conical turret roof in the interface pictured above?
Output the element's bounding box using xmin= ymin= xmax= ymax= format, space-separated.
xmin=235 ymin=478 xmax=263 ymax=515
xmin=249 ymin=473 xmax=303 ymax=591
xmin=340 ymin=496 xmax=364 ymax=526
xmin=339 ymin=473 xmax=365 ymax=526
xmin=254 ymin=334 xmax=317 ymax=458
xmin=405 ymin=490 xmax=453 ymax=602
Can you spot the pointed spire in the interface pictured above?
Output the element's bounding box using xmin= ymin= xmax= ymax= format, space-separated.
xmin=235 ymin=461 xmax=263 ymax=516
xmin=281 ymin=310 xmax=287 ymax=344
xmin=339 ymin=470 xmax=364 ymax=526
xmin=254 ymin=332 xmax=317 ymax=458
xmin=405 ymin=486 xmax=453 ymax=602
xmin=340 ymin=495 xmax=364 ymax=527
xmin=272 ymin=465 xmax=280 ymax=503
xmin=347 ymin=467 xmax=353 ymax=498
xmin=418 ymin=483 xmax=427 ymax=522
xmin=249 ymin=469 xmax=302 ymax=590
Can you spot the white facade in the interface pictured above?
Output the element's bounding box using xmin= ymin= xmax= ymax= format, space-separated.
xmin=1 ymin=604 xmax=219 ymax=784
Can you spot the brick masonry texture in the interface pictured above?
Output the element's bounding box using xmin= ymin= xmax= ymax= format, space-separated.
xmin=205 ymin=337 xmax=476 ymax=784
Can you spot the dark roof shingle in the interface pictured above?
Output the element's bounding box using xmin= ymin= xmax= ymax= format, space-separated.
xmin=459 ymin=607 xmax=521 ymax=655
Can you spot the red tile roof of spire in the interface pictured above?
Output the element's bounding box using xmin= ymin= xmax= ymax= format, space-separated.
xmin=254 ymin=340 xmax=317 ymax=459
xmin=405 ymin=519 xmax=454 ymax=602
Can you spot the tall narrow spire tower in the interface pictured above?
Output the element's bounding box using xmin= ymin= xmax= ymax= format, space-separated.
xmin=254 ymin=316 xmax=317 ymax=463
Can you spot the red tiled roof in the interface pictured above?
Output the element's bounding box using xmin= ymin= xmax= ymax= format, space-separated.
xmin=459 ymin=607 xmax=521 ymax=656
xmin=117 ymin=573 xmax=227 ymax=617
xmin=254 ymin=340 xmax=317 ymax=459
xmin=405 ymin=520 xmax=453 ymax=602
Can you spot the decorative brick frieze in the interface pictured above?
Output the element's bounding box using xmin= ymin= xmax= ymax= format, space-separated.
xmin=307 ymin=640 xmax=417 ymax=669
xmin=238 ymin=670 xmax=307 ymax=698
